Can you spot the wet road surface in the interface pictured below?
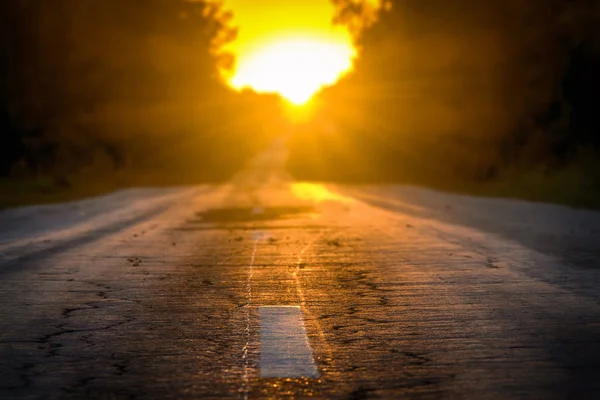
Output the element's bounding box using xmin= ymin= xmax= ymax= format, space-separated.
xmin=1 ymin=143 xmax=600 ymax=399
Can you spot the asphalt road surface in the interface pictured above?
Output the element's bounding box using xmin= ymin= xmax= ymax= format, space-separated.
xmin=1 ymin=140 xmax=600 ymax=399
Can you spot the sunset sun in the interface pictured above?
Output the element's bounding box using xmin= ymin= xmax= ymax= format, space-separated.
xmin=230 ymin=36 xmax=355 ymax=105
xmin=210 ymin=0 xmax=372 ymax=106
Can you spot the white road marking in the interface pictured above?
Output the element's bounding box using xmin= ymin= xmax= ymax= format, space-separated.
xmin=259 ymin=306 xmax=319 ymax=378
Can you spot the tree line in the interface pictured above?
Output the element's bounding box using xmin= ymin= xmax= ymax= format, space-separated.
xmin=288 ymin=0 xmax=600 ymax=204
xmin=1 ymin=0 xmax=599 ymax=205
xmin=0 ymin=0 xmax=277 ymax=185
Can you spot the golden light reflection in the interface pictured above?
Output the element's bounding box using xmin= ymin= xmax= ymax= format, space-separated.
xmin=210 ymin=1 xmax=386 ymax=106
xmin=291 ymin=183 xmax=353 ymax=203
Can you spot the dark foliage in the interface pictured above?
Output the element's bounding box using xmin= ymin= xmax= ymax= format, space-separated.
xmin=0 ymin=0 xmax=272 ymax=184
xmin=288 ymin=0 xmax=600 ymax=202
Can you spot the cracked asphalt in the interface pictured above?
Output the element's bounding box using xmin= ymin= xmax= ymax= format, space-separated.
xmin=1 ymin=141 xmax=600 ymax=399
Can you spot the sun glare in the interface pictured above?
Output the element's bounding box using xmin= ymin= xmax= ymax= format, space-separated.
xmin=230 ymin=36 xmax=355 ymax=105
xmin=209 ymin=0 xmax=384 ymax=106
xmin=291 ymin=183 xmax=354 ymax=203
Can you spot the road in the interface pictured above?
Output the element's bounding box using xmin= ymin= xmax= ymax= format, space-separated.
xmin=1 ymin=140 xmax=600 ymax=399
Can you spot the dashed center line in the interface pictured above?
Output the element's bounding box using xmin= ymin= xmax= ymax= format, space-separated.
xmin=240 ymin=229 xmax=321 ymax=392
xmin=259 ymin=306 xmax=319 ymax=378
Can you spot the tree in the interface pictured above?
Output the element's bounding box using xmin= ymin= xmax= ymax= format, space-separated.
xmin=0 ymin=0 xmax=241 ymax=178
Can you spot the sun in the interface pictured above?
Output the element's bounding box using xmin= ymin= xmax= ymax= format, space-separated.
xmin=210 ymin=0 xmax=387 ymax=107
xmin=230 ymin=36 xmax=356 ymax=105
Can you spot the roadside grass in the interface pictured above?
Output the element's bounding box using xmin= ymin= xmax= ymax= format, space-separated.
xmin=0 ymin=166 xmax=232 ymax=210
xmin=0 ymin=176 xmax=117 ymax=210
xmin=433 ymin=168 xmax=600 ymax=210
xmin=388 ymin=167 xmax=597 ymax=210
